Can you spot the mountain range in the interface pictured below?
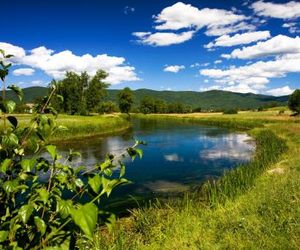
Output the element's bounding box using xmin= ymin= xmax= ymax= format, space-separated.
xmin=2 ymin=86 xmax=289 ymax=110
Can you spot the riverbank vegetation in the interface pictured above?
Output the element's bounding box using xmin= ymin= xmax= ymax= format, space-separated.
xmin=6 ymin=114 xmax=131 ymax=141
xmin=84 ymin=111 xmax=300 ymax=249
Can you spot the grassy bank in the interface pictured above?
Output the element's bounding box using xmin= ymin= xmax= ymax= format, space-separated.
xmin=10 ymin=114 xmax=131 ymax=141
xmin=84 ymin=111 xmax=300 ymax=249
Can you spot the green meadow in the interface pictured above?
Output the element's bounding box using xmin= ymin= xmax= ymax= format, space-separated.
xmin=77 ymin=110 xmax=300 ymax=249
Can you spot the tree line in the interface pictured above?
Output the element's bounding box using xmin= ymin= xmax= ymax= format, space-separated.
xmin=11 ymin=70 xmax=300 ymax=116
xmin=48 ymin=71 xmax=195 ymax=115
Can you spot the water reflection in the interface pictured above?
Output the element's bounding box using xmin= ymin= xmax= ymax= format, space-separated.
xmin=55 ymin=119 xmax=255 ymax=199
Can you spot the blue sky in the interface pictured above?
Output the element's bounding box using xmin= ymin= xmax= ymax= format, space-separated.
xmin=1 ymin=0 xmax=300 ymax=95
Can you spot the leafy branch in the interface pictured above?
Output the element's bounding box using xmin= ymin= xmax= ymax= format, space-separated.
xmin=0 ymin=51 xmax=143 ymax=249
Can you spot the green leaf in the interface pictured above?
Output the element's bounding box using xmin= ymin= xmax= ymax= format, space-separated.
xmin=34 ymin=216 xmax=46 ymax=236
xmin=88 ymin=175 xmax=102 ymax=193
xmin=101 ymin=177 xmax=130 ymax=197
xmin=46 ymin=145 xmax=57 ymax=160
xmin=2 ymin=133 xmax=19 ymax=147
xmin=21 ymin=158 xmax=36 ymax=172
xmin=8 ymin=85 xmax=23 ymax=101
xmin=119 ymin=163 xmax=126 ymax=178
xmin=18 ymin=204 xmax=34 ymax=224
xmin=0 ymin=159 xmax=12 ymax=173
xmin=71 ymin=203 xmax=98 ymax=240
xmin=4 ymin=100 xmax=16 ymax=113
xmin=56 ymin=199 xmax=73 ymax=219
xmin=0 ymin=231 xmax=8 ymax=243
xmin=3 ymin=179 xmax=19 ymax=194
xmin=74 ymin=178 xmax=84 ymax=188
xmin=37 ymin=188 xmax=49 ymax=204
xmin=135 ymin=148 xmax=143 ymax=159
xmin=7 ymin=116 xmax=18 ymax=128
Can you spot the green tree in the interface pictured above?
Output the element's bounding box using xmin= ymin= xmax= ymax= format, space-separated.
xmin=140 ymin=96 xmax=155 ymax=114
xmin=288 ymin=89 xmax=300 ymax=115
xmin=118 ymin=87 xmax=133 ymax=115
xmin=86 ymin=70 xmax=109 ymax=112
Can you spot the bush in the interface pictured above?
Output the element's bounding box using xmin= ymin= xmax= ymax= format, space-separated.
xmin=97 ymin=101 xmax=118 ymax=114
xmin=223 ymin=109 xmax=238 ymax=114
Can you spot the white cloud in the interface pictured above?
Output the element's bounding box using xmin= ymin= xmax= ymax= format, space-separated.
xmin=0 ymin=42 xmax=140 ymax=85
xmin=133 ymin=31 xmax=195 ymax=46
xmin=0 ymin=42 xmax=25 ymax=60
xmin=13 ymin=68 xmax=35 ymax=76
xmin=205 ymin=31 xmax=271 ymax=49
xmin=266 ymin=86 xmax=294 ymax=96
xmin=200 ymin=55 xmax=300 ymax=93
xmin=164 ymin=65 xmax=185 ymax=73
xmin=282 ymin=22 xmax=300 ymax=34
xmin=133 ymin=2 xmax=250 ymax=46
xmin=190 ymin=63 xmax=200 ymax=68
xmin=204 ymin=22 xmax=255 ymax=36
xmin=223 ymin=35 xmax=300 ymax=59
xmin=31 ymin=80 xmax=44 ymax=85
xmin=214 ymin=60 xmax=222 ymax=64
xmin=154 ymin=2 xmax=245 ymax=32
xmin=252 ymin=1 xmax=300 ymax=19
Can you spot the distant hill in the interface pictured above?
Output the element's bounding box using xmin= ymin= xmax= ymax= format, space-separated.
xmin=2 ymin=87 xmax=289 ymax=110
xmin=107 ymin=89 xmax=289 ymax=110
xmin=2 ymin=86 xmax=49 ymax=103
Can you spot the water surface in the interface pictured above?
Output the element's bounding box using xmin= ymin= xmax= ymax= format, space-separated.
xmin=55 ymin=119 xmax=255 ymax=203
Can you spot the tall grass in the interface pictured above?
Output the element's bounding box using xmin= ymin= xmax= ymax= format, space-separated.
xmin=3 ymin=114 xmax=131 ymax=141
xmin=51 ymin=114 xmax=131 ymax=141
xmin=201 ymin=129 xmax=287 ymax=206
xmin=82 ymin=113 xmax=299 ymax=250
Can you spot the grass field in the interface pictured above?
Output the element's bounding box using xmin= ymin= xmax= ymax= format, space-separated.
xmin=10 ymin=114 xmax=131 ymax=141
xmin=81 ymin=110 xmax=300 ymax=249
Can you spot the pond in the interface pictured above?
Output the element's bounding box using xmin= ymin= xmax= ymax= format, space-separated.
xmin=53 ymin=119 xmax=255 ymax=209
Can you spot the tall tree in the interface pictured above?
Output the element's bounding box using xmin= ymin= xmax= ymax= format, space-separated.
xmin=118 ymin=87 xmax=133 ymax=115
xmin=86 ymin=70 xmax=109 ymax=112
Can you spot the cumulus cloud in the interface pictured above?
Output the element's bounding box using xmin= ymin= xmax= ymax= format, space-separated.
xmin=133 ymin=31 xmax=195 ymax=46
xmin=0 ymin=42 xmax=140 ymax=84
xmin=13 ymin=68 xmax=35 ymax=76
xmin=205 ymin=31 xmax=271 ymax=49
xmin=214 ymin=60 xmax=222 ymax=64
xmin=265 ymin=86 xmax=294 ymax=96
xmin=251 ymin=1 xmax=300 ymax=19
xmin=223 ymin=35 xmax=300 ymax=59
xmin=154 ymin=2 xmax=245 ymax=31
xmin=164 ymin=65 xmax=185 ymax=73
xmin=0 ymin=42 xmax=26 ymax=61
xmin=200 ymin=55 xmax=300 ymax=93
xmin=133 ymin=2 xmax=251 ymax=46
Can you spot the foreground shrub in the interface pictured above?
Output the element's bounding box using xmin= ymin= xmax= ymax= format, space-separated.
xmin=0 ymin=51 xmax=142 ymax=249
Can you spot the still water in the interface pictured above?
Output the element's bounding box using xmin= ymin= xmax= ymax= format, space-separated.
xmin=54 ymin=119 xmax=255 ymax=205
